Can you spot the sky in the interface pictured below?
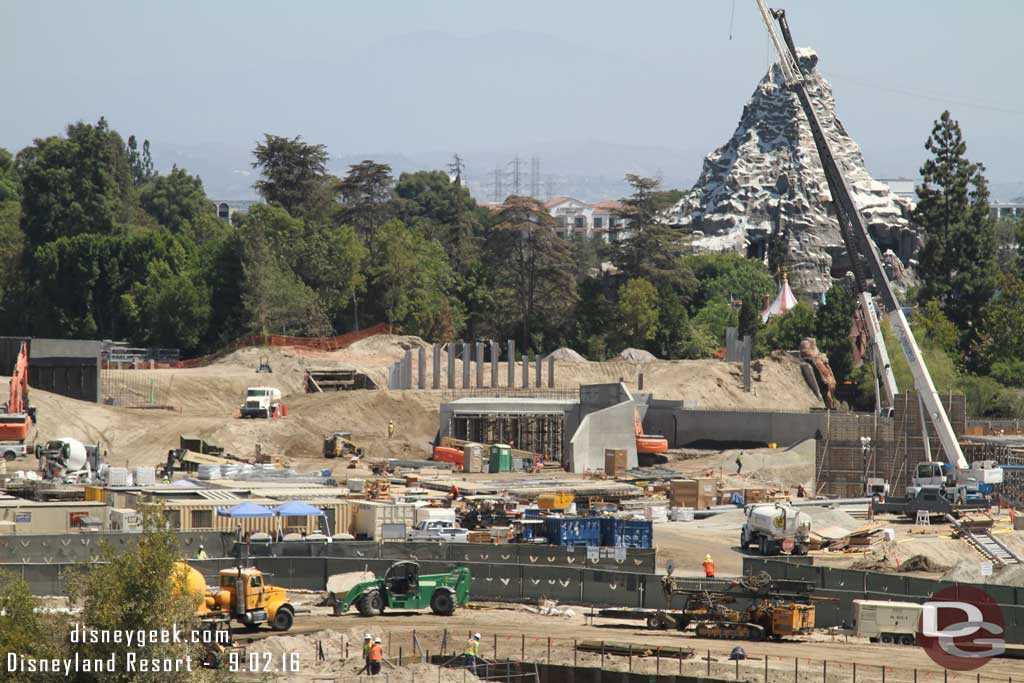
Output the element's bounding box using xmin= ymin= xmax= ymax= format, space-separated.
xmin=3 ymin=1 xmax=1023 ymax=199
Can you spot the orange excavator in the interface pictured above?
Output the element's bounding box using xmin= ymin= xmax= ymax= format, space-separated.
xmin=635 ymin=410 xmax=668 ymax=455
xmin=0 ymin=342 xmax=34 ymax=443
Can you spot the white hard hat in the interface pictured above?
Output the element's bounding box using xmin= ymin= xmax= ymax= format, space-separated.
xmin=364 ymin=633 xmax=372 ymax=639
xmin=473 ymin=633 xmax=481 ymax=640
xmin=374 ymin=637 xmax=382 ymax=643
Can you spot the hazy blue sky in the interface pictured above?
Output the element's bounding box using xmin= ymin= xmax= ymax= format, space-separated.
xmin=3 ymin=1 xmax=1023 ymax=197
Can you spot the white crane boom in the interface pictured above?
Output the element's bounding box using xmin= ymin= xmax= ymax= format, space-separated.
xmin=752 ymin=0 xmax=984 ymax=479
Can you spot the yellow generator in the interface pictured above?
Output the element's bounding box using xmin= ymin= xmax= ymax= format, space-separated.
xmin=537 ymin=492 xmax=575 ymax=509
xmin=770 ymin=603 xmax=815 ymax=637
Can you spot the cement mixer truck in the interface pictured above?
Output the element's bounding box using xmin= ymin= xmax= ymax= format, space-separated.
xmin=175 ymin=562 xmax=297 ymax=632
xmin=36 ymin=437 xmax=105 ymax=482
xmin=740 ymin=503 xmax=811 ymax=556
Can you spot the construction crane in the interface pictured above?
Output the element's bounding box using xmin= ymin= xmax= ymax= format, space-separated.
xmin=0 ymin=342 xmax=34 ymax=445
xmin=752 ymin=1 xmax=1002 ymax=492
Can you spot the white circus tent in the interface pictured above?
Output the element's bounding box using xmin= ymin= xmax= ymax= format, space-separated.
xmin=761 ymin=272 xmax=798 ymax=323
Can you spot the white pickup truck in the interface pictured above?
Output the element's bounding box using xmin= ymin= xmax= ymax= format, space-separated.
xmin=407 ymin=520 xmax=469 ymax=543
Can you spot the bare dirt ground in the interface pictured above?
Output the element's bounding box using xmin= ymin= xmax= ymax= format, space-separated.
xmin=4 ymin=336 xmax=823 ymax=471
xmin=237 ymin=605 xmax=1024 ymax=682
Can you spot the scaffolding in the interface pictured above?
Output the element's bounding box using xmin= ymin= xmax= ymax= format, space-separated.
xmin=450 ymin=411 xmax=565 ymax=461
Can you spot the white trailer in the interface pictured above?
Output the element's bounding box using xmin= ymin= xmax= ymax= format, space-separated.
xmin=852 ymin=599 xmax=922 ymax=645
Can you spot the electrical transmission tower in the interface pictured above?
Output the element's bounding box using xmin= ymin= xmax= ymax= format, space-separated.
xmin=492 ymin=165 xmax=504 ymax=203
xmin=508 ymin=155 xmax=522 ymax=196
xmin=529 ymin=157 xmax=541 ymax=198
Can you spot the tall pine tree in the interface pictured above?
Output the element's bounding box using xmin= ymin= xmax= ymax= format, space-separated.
xmin=914 ymin=111 xmax=996 ymax=361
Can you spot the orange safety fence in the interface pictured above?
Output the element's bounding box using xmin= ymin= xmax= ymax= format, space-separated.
xmin=117 ymin=323 xmax=395 ymax=370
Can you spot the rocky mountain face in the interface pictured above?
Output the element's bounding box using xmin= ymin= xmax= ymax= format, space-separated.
xmin=669 ymin=48 xmax=919 ymax=297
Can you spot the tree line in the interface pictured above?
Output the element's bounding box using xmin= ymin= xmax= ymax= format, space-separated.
xmin=1 ymin=114 xmax=1022 ymax=414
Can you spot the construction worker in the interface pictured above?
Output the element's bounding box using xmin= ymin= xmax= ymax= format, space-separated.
xmin=362 ymin=633 xmax=373 ymax=673
xmin=195 ymin=544 xmax=208 ymax=560
xmin=702 ymin=554 xmax=715 ymax=578
xmin=387 ymin=419 xmax=395 ymax=440
xmin=463 ymin=633 xmax=482 ymax=674
xmin=735 ymin=451 xmax=744 ymax=475
xmin=369 ymin=636 xmax=384 ymax=676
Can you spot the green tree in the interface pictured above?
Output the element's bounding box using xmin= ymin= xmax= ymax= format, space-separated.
xmin=125 ymin=135 xmax=156 ymax=186
xmin=977 ymin=273 xmax=1024 ymax=368
xmin=914 ymin=111 xmax=996 ymax=357
xmin=239 ymin=226 xmax=331 ymax=336
xmin=369 ymin=219 xmax=462 ymax=339
xmin=911 ymin=298 xmax=959 ymax=355
xmin=0 ymin=149 xmax=23 ymax=314
xmin=67 ymin=507 xmax=216 ymax=683
xmin=612 ymin=174 xmax=695 ymax=293
xmin=693 ymin=299 xmax=739 ymax=346
xmin=139 ymin=166 xmax=223 ymax=243
xmin=335 ymin=160 xmax=394 ymax=244
xmin=814 ymin=285 xmax=856 ymax=383
xmin=654 ymin=287 xmax=691 ymax=359
xmin=16 ymin=117 xmax=133 ymax=246
xmin=122 ymin=259 xmax=212 ymax=351
xmin=758 ymin=301 xmax=816 ymax=353
xmin=252 ymin=134 xmax=329 ymax=217
xmin=683 ymin=252 xmax=775 ymax=314
xmin=738 ymin=299 xmax=761 ymax=341
xmin=485 ymin=196 xmax=577 ymax=350
xmin=394 ymin=169 xmax=483 ymax=272
xmin=617 ymin=278 xmax=659 ymax=347
xmin=0 ymin=571 xmax=66 ymax=683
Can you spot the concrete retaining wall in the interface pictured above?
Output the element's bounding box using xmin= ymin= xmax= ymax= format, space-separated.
xmin=645 ymin=400 xmax=826 ymax=448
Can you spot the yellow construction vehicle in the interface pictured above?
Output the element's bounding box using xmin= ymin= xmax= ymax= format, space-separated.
xmin=323 ymin=432 xmax=364 ymax=459
xmin=176 ymin=562 xmax=297 ymax=631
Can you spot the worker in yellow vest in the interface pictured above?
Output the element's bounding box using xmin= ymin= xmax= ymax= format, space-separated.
xmin=463 ymin=632 xmax=481 ymax=674
xmin=362 ymin=633 xmax=372 ymax=673
xmin=702 ymin=554 xmax=715 ymax=578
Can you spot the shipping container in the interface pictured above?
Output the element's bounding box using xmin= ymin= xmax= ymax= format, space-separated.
xmin=542 ymin=516 xmax=603 ymax=547
xmin=599 ymin=518 xmax=653 ymax=549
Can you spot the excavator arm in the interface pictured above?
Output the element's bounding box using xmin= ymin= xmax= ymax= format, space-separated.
xmin=753 ymin=1 xmax=975 ymax=476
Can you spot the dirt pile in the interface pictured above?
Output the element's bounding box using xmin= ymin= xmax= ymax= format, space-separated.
xmin=546 ymin=347 xmax=586 ymax=362
xmin=851 ymin=537 xmax=979 ymax=575
xmin=618 ymin=348 xmax=657 ymax=362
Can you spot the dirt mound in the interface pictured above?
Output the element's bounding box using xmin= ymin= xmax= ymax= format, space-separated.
xmin=798 ymin=506 xmax=861 ymax=531
xmin=618 ymin=348 xmax=658 ymax=362
xmin=852 ymin=536 xmax=978 ymax=575
xmin=546 ymin=347 xmax=586 ymax=362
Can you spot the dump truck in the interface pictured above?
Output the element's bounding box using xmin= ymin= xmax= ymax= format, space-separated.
xmin=331 ymin=561 xmax=470 ymax=617
xmin=176 ymin=562 xmax=297 ymax=631
xmin=323 ymin=432 xmax=363 ymax=459
xmin=240 ymin=387 xmax=282 ymax=418
xmin=740 ymin=503 xmax=811 ymax=556
xmin=852 ymin=599 xmax=922 ymax=645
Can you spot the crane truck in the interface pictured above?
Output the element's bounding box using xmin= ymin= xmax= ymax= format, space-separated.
xmin=752 ymin=0 xmax=1001 ymax=500
xmin=0 ymin=342 xmax=35 ymax=460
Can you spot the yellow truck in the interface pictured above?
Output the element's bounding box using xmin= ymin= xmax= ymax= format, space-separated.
xmin=177 ymin=563 xmax=296 ymax=631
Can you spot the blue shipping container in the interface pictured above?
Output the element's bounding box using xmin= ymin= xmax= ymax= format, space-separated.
xmin=543 ymin=517 xmax=603 ymax=547
xmin=599 ymin=518 xmax=654 ymax=549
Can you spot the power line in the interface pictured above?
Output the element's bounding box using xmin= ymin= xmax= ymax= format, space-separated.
xmin=825 ymin=72 xmax=1024 ymax=118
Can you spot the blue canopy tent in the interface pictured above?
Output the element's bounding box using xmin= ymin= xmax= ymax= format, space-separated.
xmin=274 ymin=501 xmax=329 ymax=537
xmin=216 ymin=502 xmax=275 ymax=518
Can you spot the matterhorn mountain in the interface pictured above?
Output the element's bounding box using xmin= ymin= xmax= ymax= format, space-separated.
xmin=668 ymin=48 xmax=919 ymax=297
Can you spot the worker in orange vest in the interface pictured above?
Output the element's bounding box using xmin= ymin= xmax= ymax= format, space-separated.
xmin=368 ymin=637 xmax=384 ymax=676
xmin=702 ymin=554 xmax=715 ymax=578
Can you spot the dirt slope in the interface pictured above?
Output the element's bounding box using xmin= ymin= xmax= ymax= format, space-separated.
xmin=5 ymin=336 xmax=823 ymax=469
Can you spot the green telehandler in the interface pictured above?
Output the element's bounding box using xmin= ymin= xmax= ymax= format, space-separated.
xmin=332 ymin=561 xmax=471 ymax=617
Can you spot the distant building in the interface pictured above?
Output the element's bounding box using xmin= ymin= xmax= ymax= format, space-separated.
xmin=544 ymin=196 xmax=626 ymax=241
xmin=991 ymin=201 xmax=1024 ymax=219
xmin=211 ymin=199 xmax=259 ymax=222
xmin=877 ymin=178 xmax=917 ymax=202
